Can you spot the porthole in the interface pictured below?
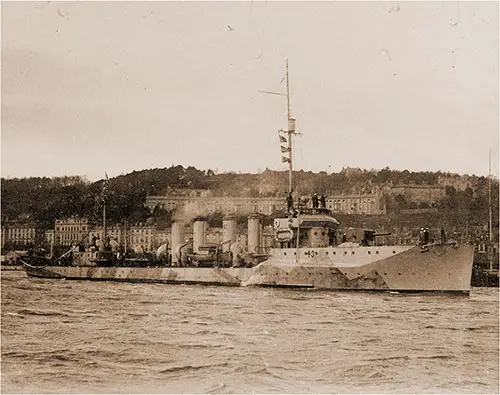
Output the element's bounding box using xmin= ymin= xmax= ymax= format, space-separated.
xmin=352 ymin=251 xmax=355 ymax=255
xmin=368 ymin=251 xmax=371 ymax=255
xmin=357 ymin=273 xmax=360 ymax=276
xmin=384 ymin=272 xmax=387 ymax=275
xmin=333 ymin=251 xmax=336 ymax=255
xmin=294 ymin=252 xmax=296 ymax=255
xmin=326 ymin=251 xmax=328 ymax=255
xmin=314 ymin=231 xmax=318 ymax=236
xmin=376 ymin=251 xmax=379 ymax=254
xmin=344 ymin=272 xmax=347 ymax=275
xmin=398 ymin=273 xmax=401 ymax=275
xmin=284 ymin=252 xmax=287 ymax=256
xmin=392 ymin=251 xmax=396 ymax=254
xmin=344 ymin=251 xmax=347 ymax=255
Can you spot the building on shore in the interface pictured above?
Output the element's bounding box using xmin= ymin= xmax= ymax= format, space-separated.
xmin=326 ymin=194 xmax=386 ymax=215
xmin=88 ymin=223 xmax=157 ymax=253
xmin=54 ymin=218 xmax=90 ymax=247
xmin=1 ymin=221 xmax=43 ymax=249
xmin=146 ymin=195 xmax=286 ymax=216
xmin=146 ymin=192 xmax=386 ymax=216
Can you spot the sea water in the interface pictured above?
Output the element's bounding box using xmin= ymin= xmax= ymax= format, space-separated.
xmin=1 ymin=273 xmax=498 ymax=394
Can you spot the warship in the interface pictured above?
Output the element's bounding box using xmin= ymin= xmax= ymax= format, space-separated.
xmin=22 ymin=208 xmax=474 ymax=293
xmin=22 ymin=61 xmax=474 ymax=293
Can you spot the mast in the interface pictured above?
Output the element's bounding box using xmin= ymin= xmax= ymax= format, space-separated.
xmin=103 ymin=172 xmax=108 ymax=249
xmin=103 ymin=202 xmax=106 ymax=247
xmin=488 ymin=149 xmax=492 ymax=243
xmin=260 ymin=59 xmax=299 ymax=196
xmin=488 ymin=150 xmax=492 ymax=271
xmin=283 ymin=59 xmax=299 ymax=195
xmin=285 ymin=59 xmax=294 ymax=194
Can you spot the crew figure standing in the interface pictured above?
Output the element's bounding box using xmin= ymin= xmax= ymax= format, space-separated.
xmin=312 ymin=192 xmax=319 ymax=209
xmin=320 ymin=194 xmax=327 ymax=209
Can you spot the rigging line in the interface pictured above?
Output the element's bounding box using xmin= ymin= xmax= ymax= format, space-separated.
xmin=259 ymin=90 xmax=287 ymax=97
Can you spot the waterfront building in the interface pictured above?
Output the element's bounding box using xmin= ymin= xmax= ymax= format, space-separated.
xmin=88 ymin=224 xmax=123 ymax=249
xmin=45 ymin=230 xmax=55 ymax=248
xmin=54 ymin=218 xmax=90 ymax=247
xmin=128 ymin=223 xmax=156 ymax=252
xmin=1 ymin=221 xmax=42 ymax=249
xmin=88 ymin=223 xmax=156 ymax=253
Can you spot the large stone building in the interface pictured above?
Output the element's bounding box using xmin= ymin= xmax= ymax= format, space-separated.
xmin=146 ymin=195 xmax=286 ymax=216
xmin=1 ymin=221 xmax=42 ymax=249
xmin=326 ymin=194 xmax=386 ymax=215
xmin=54 ymin=218 xmax=90 ymax=247
xmin=88 ymin=223 xmax=157 ymax=253
xmin=146 ymin=192 xmax=386 ymax=216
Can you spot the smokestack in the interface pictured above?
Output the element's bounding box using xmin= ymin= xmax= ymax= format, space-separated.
xmin=248 ymin=214 xmax=261 ymax=254
xmin=171 ymin=222 xmax=184 ymax=265
xmin=193 ymin=220 xmax=207 ymax=254
xmin=222 ymin=216 xmax=236 ymax=252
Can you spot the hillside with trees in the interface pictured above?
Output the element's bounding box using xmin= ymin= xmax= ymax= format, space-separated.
xmin=1 ymin=166 xmax=498 ymax=238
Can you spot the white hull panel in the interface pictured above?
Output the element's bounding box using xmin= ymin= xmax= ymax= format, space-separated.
xmin=243 ymin=244 xmax=474 ymax=292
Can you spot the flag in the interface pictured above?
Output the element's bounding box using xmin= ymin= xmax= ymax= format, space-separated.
xmin=282 ymin=156 xmax=290 ymax=163
xmin=280 ymin=145 xmax=290 ymax=153
xmin=280 ymin=76 xmax=285 ymax=84
xmin=279 ymin=135 xmax=287 ymax=143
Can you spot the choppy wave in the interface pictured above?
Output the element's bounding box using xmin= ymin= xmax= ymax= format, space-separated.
xmin=158 ymin=362 xmax=229 ymax=374
xmin=17 ymin=308 xmax=67 ymax=317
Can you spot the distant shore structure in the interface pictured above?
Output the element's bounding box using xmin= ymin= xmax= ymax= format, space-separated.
xmin=145 ymin=191 xmax=386 ymax=216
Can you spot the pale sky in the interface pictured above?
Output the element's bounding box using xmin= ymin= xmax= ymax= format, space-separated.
xmin=1 ymin=1 xmax=498 ymax=181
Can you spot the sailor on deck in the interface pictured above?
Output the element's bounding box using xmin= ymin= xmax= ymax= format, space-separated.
xmin=320 ymin=194 xmax=327 ymax=209
xmin=312 ymin=193 xmax=319 ymax=209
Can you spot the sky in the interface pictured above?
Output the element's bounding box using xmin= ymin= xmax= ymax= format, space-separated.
xmin=1 ymin=1 xmax=498 ymax=181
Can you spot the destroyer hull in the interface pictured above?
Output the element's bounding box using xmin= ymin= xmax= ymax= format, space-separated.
xmin=24 ymin=244 xmax=474 ymax=292
xmin=243 ymin=244 xmax=474 ymax=293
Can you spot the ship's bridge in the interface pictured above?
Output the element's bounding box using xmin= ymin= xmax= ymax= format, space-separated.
xmin=273 ymin=208 xmax=340 ymax=248
xmin=274 ymin=208 xmax=340 ymax=230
